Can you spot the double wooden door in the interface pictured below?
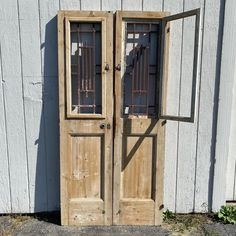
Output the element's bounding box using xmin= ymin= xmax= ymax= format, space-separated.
xmin=58 ymin=10 xmax=200 ymax=226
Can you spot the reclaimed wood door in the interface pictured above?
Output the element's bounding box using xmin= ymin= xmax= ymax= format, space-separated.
xmin=58 ymin=11 xmax=113 ymax=226
xmin=113 ymin=9 xmax=200 ymax=225
xmin=113 ymin=11 xmax=168 ymax=225
xmin=58 ymin=9 xmax=200 ymax=226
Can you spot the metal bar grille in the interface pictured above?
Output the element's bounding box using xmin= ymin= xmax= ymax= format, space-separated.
xmin=124 ymin=22 xmax=159 ymax=116
xmin=70 ymin=22 xmax=101 ymax=114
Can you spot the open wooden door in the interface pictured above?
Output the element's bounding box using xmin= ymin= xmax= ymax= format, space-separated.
xmin=58 ymin=11 xmax=113 ymax=226
xmin=113 ymin=9 xmax=200 ymax=225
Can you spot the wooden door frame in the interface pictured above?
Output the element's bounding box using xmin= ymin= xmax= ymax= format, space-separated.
xmin=58 ymin=11 xmax=113 ymax=226
xmin=113 ymin=11 xmax=169 ymax=225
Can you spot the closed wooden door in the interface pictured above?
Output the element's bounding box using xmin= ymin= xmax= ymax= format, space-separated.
xmin=113 ymin=10 xmax=200 ymax=225
xmin=58 ymin=11 xmax=113 ymax=226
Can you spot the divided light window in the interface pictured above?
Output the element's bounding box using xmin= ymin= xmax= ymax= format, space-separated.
xmin=64 ymin=9 xmax=200 ymax=123
xmin=65 ymin=16 xmax=107 ymax=118
xmin=120 ymin=9 xmax=200 ymax=122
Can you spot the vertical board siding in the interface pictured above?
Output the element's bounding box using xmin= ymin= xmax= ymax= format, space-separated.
xmin=0 ymin=0 xmax=30 ymax=213
xmin=226 ymin=77 xmax=236 ymax=200
xmin=162 ymin=0 xmax=183 ymax=212
xmin=102 ymin=0 xmax=121 ymax=11
xmin=196 ymin=0 xmax=224 ymax=212
xmin=0 ymin=0 xmax=226 ymax=213
xmin=18 ymin=0 xmax=47 ymax=212
xmin=175 ymin=0 xmax=204 ymax=213
xmin=214 ymin=0 xmax=235 ymax=208
xmin=0 ymin=44 xmax=11 ymax=213
xmin=60 ymin=0 xmax=81 ymax=10
xmin=122 ymin=0 xmax=142 ymax=11
xmin=143 ymin=0 xmax=162 ymax=11
xmin=81 ymin=0 xmax=101 ymax=10
xmin=39 ymin=0 xmax=60 ymax=211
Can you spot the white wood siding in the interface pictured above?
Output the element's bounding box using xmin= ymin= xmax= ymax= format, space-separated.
xmin=0 ymin=0 xmax=226 ymax=213
xmin=213 ymin=0 xmax=236 ymax=207
xmin=213 ymin=0 xmax=236 ymax=211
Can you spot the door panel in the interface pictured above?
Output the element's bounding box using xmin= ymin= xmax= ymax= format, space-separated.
xmin=113 ymin=11 xmax=168 ymax=225
xmin=58 ymin=11 xmax=113 ymax=226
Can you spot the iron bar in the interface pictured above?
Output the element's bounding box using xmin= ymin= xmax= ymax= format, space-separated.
xmin=92 ymin=24 xmax=96 ymax=114
xmin=77 ymin=26 xmax=81 ymax=113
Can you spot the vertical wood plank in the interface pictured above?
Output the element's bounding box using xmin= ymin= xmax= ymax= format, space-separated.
xmin=143 ymin=0 xmax=162 ymax=11
xmin=213 ymin=0 xmax=235 ymax=208
xmin=18 ymin=0 xmax=48 ymax=212
xmin=122 ymin=0 xmax=142 ymax=11
xmin=195 ymin=0 xmax=224 ymax=212
xmin=40 ymin=0 xmax=59 ymax=77
xmin=226 ymin=77 xmax=236 ymax=200
xmin=60 ymin=0 xmax=81 ymax=10
xmin=81 ymin=0 xmax=101 ymax=10
xmin=175 ymin=0 xmax=204 ymax=213
xmin=0 ymin=0 xmax=30 ymax=212
xmin=39 ymin=0 xmax=60 ymax=211
xmin=102 ymin=0 xmax=121 ymax=11
xmin=0 ymin=43 xmax=11 ymax=213
xmin=226 ymin=75 xmax=236 ymax=200
xmin=162 ymin=0 xmax=183 ymax=212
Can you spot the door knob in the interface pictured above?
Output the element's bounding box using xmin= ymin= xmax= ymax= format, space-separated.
xmin=104 ymin=64 xmax=109 ymax=71
xmin=115 ymin=64 xmax=121 ymax=71
xmin=100 ymin=123 xmax=106 ymax=129
xmin=100 ymin=123 xmax=111 ymax=129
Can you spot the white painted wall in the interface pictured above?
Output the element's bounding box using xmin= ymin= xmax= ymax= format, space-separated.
xmin=0 ymin=0 xmax=226 ymax=213
xmin=226 ymin=70 xmax=236 ymax=200
xmin=212 ymin=0 xmax=236 ymax=211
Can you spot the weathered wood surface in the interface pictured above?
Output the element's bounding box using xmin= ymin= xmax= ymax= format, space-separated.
xmin=0 ymin=0 xmax=228 ymax=213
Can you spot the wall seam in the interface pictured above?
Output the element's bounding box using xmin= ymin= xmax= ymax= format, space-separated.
xmin=175 ymin=0 xmax=185 ymax=213
xmin=193 ymin=0 xmax=206 ymax=212
xmin=209 ymin=0 xmax=226 ymax=210
xmin=0 ymin=43 xmax=12 ymax=213
xmin=16 ymin=0 xmax=31 ymax=212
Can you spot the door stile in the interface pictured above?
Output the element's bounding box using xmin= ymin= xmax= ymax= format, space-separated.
xmin=58 ymin=11 xmax=68 ymax=225
xmin=113 ymin=11 xmax=122 ymax=225
xmin=58 ymin=11 xmax=113 ymax=226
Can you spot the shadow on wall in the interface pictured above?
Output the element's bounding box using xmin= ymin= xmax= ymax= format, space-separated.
xmin=208 ymin=0 xmax=225 ymax=212
xmin=35 ymin=15 xmax=60 ymax=213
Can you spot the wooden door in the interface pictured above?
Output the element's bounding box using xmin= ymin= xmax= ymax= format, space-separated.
xmin=58 ymin=11 xmax=113 ymax=226
xmin=113 ymin=12 xmax=169 ymax=225
xmin=58 ymin=9 xmax=200 ymax=226
xmin=113 ymin=9 xmax=200 ymax=225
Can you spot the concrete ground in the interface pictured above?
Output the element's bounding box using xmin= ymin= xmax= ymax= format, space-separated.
xmin=0 ymin=213 xmax=236 ymax=236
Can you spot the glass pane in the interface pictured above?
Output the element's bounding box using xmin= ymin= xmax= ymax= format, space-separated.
xmin=123 ymin=22 xmax=160 ymax=117
xmin=70 ymin=22 xmax=102 ymax=114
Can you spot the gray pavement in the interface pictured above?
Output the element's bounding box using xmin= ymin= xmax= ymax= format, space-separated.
xmin=1 ymin=215 xmax=236 ymax=235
